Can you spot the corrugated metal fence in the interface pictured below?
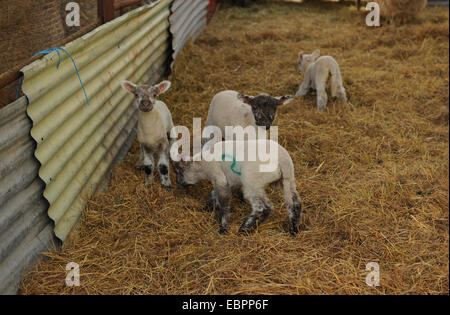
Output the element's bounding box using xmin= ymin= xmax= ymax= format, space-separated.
xmin=0 ymin=0 xmax=210 ymax=294
xmin=0 ymin=97 xmax=56 ymax=294
xmin=170 ymin=0 xmax=209 ymax=62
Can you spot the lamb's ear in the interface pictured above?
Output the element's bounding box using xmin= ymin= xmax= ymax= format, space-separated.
xmin=275 ymin=95 xmax=294 ymax=106
xmin=312 ymin=49 xmax=320 ymax=60
xmin=298 ymin=51 xmax=304 ymax=64
xmin=121 ymin=80 xmax=137 ymax=94
xmin=237 ymin=94 xmax=254 ymax=104
xmin=178 ymin=154 xmax=191 ymax=164
xmin=156 ymin=80 xmax=171 ymax=95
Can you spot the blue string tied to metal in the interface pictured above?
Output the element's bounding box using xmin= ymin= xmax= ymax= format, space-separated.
xmin=221 ymin=154 xmax=242 ymax=176
xmin=33 ymin=47 xmax=90 ymax=106
xmin=16 ymin=75 xmax=23 ymax=100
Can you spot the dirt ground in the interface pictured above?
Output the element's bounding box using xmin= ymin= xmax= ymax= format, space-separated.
xmin=20 ymin=1 xmax=449 ymax=294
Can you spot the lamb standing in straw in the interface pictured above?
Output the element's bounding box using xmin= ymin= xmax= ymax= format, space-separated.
xmin=121 ymin=80 xmax=174 ymax=189
xmin=295 ymin=49 xmax=347 ymax=111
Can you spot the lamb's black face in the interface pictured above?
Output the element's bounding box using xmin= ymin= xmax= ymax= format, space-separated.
xmin=173 ymin=160 xmax=198 ymax=187
xmin=172 ymin=162 xmax=187 ymax=187
xmin=238 ymin=93 xmax=294 ymax=130
xmin=248 ymin=95 xmax=281 ymax=130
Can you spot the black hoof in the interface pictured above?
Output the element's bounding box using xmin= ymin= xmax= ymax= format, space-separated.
xmin=144 ymin=165 xmax=153 ymax=175
xmin=289 ymin=226 xmax=299 ymax=236
xmin=219 ymin=227 xmax=228 ymax=235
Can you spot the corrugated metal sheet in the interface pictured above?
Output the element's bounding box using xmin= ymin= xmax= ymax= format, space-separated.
xmin=21 ymin=0 xmax=172 ymax=242
xmin=0 ymin=96 xmax=56 ymax=295
xmin=170 ymin=0 xmax=209 ymax=63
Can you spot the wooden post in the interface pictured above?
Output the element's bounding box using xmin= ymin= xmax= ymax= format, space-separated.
xmin=356 ymin=0 xmax=361 ymax=10
xmin=99 ymin=0 xmax=115 ymax=23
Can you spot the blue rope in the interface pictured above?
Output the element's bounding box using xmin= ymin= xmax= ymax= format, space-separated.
xmin=33 ymin=47 xmax=90 ymax=106
xmin=221 ymin=154 xmax=242 ymax=176
xmin=16 ymin=75 xmax=23 ymax=100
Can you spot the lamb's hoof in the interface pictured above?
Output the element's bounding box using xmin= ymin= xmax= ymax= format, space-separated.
xmin=289 ymin=226 xmax=299 ymax=236
xmin=135 ymin=164 xmax=145 ymax=170
xmin=161 ymin=183 xmax=172 ymax=190
xmin=219 ymin=227 xmax=228 ymax=235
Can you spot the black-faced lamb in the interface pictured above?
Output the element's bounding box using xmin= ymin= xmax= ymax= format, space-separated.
xmin=173 ymin=139 xmax=302 ymax=236
xmin=205 ymin=90 xmax=293 ymax=137
xmin=121 ymin=80 xmax=174 ymax=188
xmin=296 ymin=49 xmax=347 ymax=111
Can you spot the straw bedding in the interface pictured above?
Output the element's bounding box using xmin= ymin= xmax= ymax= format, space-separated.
xmin=20 ymin=1 xmax=448 ymax=294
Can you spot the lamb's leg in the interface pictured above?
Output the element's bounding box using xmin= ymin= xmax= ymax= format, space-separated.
xmin=314 ymin=74 xmax=328 ymax=111
xmin=204 ymin=189 xmax=218 ymax=212
xmin=337 ymin=88 xmax=347 ymax=104
xmin=142 ymin=146 xmax=155 ymax=187
xmin=136 ymin=145 xmax=145 ymax=170
xmin=330 ymin=68 xmax=347 ymax=104
xmin=312 ymin=67 xmax=330 ymax=111
xmin=214 ymin=186 xmax=231 ymax=234
xmin=238 ymin=193 xmax=273 ymax=234
xmin=316 ymin=89 xmax=327 ymax=111
xmin=295 ymin=80 xmax=311 ymax=97
xmin=287 ymin=192 xmax=302 ymax=236
xmin=296 ymin=69 xmax=312 ymax=97
xmin=157 ymin=142 xmax=172 ymax=189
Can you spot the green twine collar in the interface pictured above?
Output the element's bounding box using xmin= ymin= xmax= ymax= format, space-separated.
xmin=221 ymin=154 xmax=242 ymax=176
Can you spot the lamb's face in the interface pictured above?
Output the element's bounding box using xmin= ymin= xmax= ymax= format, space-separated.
xmin=134 ymin=85 xmax=157 ymax=112
xmin=121 ymin=80 xmax=172 ymax=113
xmin=173 ymin=160 xmax=201 ymax=187
xmin=237 ymin=94 xmax=294 ymax=130
xmin=298 ymin=49 xmax=321 ymax=74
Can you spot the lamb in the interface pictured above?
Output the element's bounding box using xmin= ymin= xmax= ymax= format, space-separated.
xmin=376 ymin=0 xmax=428 ymax=23
xmin=173 ymin=139 xmax=302 ymax=236
xmin=205 ymin=90 xmax=293 ymax=137
xmin=295 ymin=49 xmax=347 ymax=111
xmin=121 ymin=80 xmax=174 ymax=188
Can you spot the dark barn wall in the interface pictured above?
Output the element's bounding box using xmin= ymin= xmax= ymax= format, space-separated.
xmin=0 ymin=0 xmax=98 ymax=75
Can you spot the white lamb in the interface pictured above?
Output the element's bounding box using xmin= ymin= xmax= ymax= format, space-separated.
xmin=205 ymin=90 xmax=293 ymax=136
xmin=121 ymin=80 xmax=174 ymax=188
xmin=295 ymin=49 xmax=347 ymax=111
xmin=173 ymin=139 xmax=302 ymax=235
